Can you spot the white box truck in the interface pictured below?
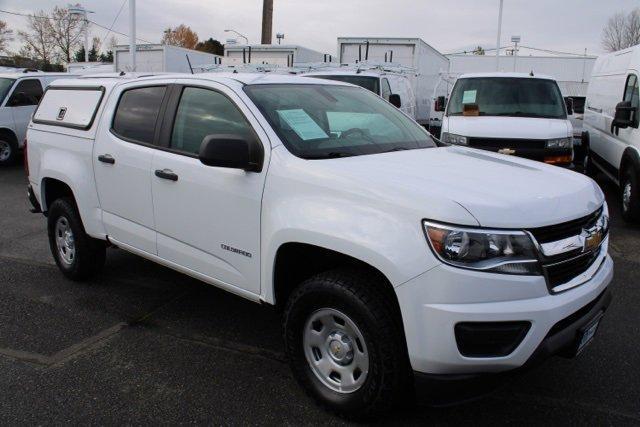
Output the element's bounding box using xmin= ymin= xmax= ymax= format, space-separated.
xmin=337 ymin=37 xmax=450 ymax=131
xmin=224 ymin=44 xmax=330 ymax=66
xmin=114 ymin=44 xmax=223 ymax=73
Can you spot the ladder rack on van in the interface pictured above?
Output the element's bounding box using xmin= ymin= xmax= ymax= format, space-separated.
xmin=193 ymin=63 xmax=300 ymax=74
xmin=295 ymin=61 xmax=419 ymax=77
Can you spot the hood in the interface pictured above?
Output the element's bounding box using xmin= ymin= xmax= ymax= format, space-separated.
xmin=446 ymin=116 xmax=571 ymax=139
xmin=308 ymin=146 xmax=603 ymax=229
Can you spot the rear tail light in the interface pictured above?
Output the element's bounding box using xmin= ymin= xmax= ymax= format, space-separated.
xmin=23 ymin=138 xmax=29 ymax=176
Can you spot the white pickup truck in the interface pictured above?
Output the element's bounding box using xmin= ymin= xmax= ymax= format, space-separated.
xmin=26 ymin=73 xmax=612 ymax=418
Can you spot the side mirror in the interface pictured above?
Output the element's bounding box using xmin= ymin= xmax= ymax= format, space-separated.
xmin=612 ymin=100 xmax=636 ymax=132
xmin=434 ymin=96 xmax=446 ymax=112
xmin=199 ymin=134 xmax=263 ymax=172
xmin=389 ymin=93 xmax=402 ymax=108
xmin=565 ymin=97 xmax=574 ymax=116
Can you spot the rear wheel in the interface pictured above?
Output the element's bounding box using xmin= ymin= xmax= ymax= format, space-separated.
xmin=0 ymin=138 xmax=17 ymax=166
xmin=283 ymin=269 xmax=410 ymax=419
xmin=47 ymin=197 xmax=106 ymax=280
xmin=620 ymin=166 xmax=640 ymax=223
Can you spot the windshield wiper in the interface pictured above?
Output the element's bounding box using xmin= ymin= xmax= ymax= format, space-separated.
xmin=383 ymin=147 xmax=411 ymax=153
xmin=305 ymin=151 xmax=355 ymax=159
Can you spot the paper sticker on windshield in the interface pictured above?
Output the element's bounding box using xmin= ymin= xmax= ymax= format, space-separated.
xmin=462 ymin=90 xmax=477 ymax=104
xmin=277 ymin=109 xmax=328 ymax=140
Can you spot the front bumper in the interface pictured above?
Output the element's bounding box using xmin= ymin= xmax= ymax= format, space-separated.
xmin=395 ymin=252 xmax=613 ymax=375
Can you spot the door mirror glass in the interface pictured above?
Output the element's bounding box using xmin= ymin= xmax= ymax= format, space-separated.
xmin=388 ymin=93 xmax=402 ymax=108
xmin=612 ymin=100 xmax=634 ymax=129
xmin=435 ymin=96 xmax=446 ymax=112
xmin=565 ymin=97 xmax=574 ymax=116
xmin=199 ymin=134 xmax=262 ymax=172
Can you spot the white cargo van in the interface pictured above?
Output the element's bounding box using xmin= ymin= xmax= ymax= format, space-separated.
xmin=304 ymin=67 xmax=417 ymax=119
xmin=441 ymin=72 xmax=574 ymax=167
xmin=0 ymin=71 xmax=77 ymax=166
xmin=337 ymin=38 xmax=450 ymax=133
xmin=583 ymin=45 xmax=640 ymax=222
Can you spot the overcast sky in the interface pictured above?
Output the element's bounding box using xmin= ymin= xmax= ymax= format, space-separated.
xmin=1 ymin=0 xmax=638 ymax=57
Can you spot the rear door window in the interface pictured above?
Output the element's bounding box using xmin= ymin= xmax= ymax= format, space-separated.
xmin=7 ymin=79 xmax=43 ymax=106
xmin=169 ymin=86 xmax=254 ymax=155
xmin=112 ymin=86 xmax=167 ymax=144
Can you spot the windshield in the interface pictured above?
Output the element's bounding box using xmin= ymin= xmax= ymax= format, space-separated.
xmin=447 ymin=77 xmax=566 ymax=119
xmin=244 ymin=84 xmax=435 ymax=159
xmin=0 ymin=78 xmax=16 ymax=104
xmin=306 ymin=75 xmax=380 ymax=95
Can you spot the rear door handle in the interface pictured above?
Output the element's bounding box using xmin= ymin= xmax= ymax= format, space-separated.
xmin=97 ymin=154 xmax=115 ymax=164
xmin=155 ymin=169 xmax=178 ymax=181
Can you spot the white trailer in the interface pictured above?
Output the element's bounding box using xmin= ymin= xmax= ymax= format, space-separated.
xmin=224 ymin=44 xmax=330 ymax=66
xmin=337 ymin=37 xmax=450 ymax=128
xmin=114 ymin=44 xmax=223 ymax=73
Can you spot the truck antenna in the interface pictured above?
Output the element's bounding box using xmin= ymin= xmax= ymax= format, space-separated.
xmin=186 ymin=54 xmax=194 ymax=74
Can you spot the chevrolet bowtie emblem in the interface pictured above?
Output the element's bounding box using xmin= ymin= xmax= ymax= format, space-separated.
xmin=498 ymin=148 xmax=516 ymax=155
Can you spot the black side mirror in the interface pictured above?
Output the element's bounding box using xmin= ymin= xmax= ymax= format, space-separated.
xmin=434 ymin=96 xmax=446 ymax=112
xmin=389 ymin=93 xmax=402 ymax=108
xmin=199 ymin=134 xmax=263 ymax=172
xmin=565 ymin=97 xmax=574 ymax=116
xmin=612 ymin=100 xmax=635 ymax=132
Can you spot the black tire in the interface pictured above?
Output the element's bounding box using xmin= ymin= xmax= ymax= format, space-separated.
xmin=620 ymin=166 xmax=640 ymax=223
xmin=47 ymin=197 xmax=106 ymax=280
xmin=283 ymin=268 xmax=411 ymax=420
xmin=0 ymin=138 xmax=18 ymax=166
xmin=583 ymin=149 xmax=598 ymax=177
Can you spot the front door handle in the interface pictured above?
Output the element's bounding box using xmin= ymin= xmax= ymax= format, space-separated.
xmin=98 ymin=154 xmax=115 ymax=164
xmin=155 ymin=169 xmax=178 ymax=181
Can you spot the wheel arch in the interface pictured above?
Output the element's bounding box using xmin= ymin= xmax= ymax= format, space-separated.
xmin=0 ymin=127 xmax=18 ymax=144
xmin=619 ymin=146 xmax=640 ymax=182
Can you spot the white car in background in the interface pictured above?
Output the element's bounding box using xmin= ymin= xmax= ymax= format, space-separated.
xmin=441 ymin=72 xmax=575 ymax=167
xmin=0 ymin=71 xmax=76 ymax=166
xmin=583 ymin=44 xmax=640 ymax=222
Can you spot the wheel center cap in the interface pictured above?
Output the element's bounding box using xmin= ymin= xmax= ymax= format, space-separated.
xmin=327 ymin=331 xmax=354 ymax=365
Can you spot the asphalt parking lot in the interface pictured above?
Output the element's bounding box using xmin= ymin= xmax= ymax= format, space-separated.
xmin=1 ymin=163 xmax=639 ymax=425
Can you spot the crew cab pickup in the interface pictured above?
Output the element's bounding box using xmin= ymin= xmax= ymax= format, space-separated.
xmin=26 ymin=73 xmax=613 ymax=419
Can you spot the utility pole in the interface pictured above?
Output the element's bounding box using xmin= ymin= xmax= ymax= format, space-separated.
xmin=129 ymin=0 xmax=136 ymax=71
xmin=261 ymin=0 xmax=273 ymax=44
xmin=496 ymin=0 xmax=503 ymax=71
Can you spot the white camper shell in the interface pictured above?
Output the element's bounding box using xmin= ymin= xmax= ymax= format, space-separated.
xmin=337 ymin=37 xmax=450 ymax=129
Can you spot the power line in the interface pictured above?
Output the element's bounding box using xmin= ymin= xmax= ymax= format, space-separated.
xmin=102 ymin=0 xmax=127 ymax=43
xmin=0 ymin=8 xmax=154 ymax=44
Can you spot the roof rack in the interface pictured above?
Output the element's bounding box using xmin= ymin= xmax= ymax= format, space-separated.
xmin=193 ymin=63 xmax=300 ymax=75
xmin=295 ymin=61 xmax=419 ymax=76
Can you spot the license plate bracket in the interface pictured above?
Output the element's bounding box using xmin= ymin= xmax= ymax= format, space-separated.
xmin=575 ymin=311 xmax=604 ymax=355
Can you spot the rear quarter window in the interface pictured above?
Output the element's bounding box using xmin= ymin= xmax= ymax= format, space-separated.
xmin=33 ymin=86 xmax=105 ymax=130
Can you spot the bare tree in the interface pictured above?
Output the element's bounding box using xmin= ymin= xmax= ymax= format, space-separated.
xmin=0 ymin=21 xmax=12 ymax=54
xmin=602 ymin=8 xmax=640 ymax=52
xmin=45 ymin=6 xmax=86 ymax=63
xmin=18 ymin=10 xmax=57 ymax=65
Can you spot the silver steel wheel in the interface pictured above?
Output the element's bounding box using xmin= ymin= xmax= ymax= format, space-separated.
xmin=54 ymin=216 xmax=76 ymax=266
xmin=623 ymin=181 xmax=632 ymax=212
xmin=303 ymin=308 xmax=369 ymax=394
xmin=0 ymin=140 xmax=11 ymax=162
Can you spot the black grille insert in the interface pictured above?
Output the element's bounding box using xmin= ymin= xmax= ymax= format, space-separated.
xmin=468 ymin=137 xmax=546 ymax=150
xmin=528 ymin=207 xmax=603 ymax=244
xmin=545 ymin=248 xmax=601 ymax=289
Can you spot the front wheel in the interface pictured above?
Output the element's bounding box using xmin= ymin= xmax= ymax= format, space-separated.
xmin=283 ymin=269 xmax=410 ymax=419
xmin=47 ymin=197 xmax=106 ymax=280
xmin=621 ymin=166 xmax=640 ymax=223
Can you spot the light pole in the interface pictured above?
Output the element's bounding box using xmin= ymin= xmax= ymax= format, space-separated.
xmin=496 ymin=0 xmax=503 ymax=71
xmin=68 ymin=4 xmax=93 ymax=62
xmin=224 ymin=29 xmax=248 ymax=45
xmin=511 ymin=35 xmax=520 ymax=72
xmin=129 ymin=0 xmax=136 ymax=71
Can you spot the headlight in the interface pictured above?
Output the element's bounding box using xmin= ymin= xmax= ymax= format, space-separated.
xmin=423 ymin=221 xmax=541 ymax=275
xmin=441 ymin=132 xmax=468 ymax=145
xmin=546 ymin=137 xmax=572 ymax=149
